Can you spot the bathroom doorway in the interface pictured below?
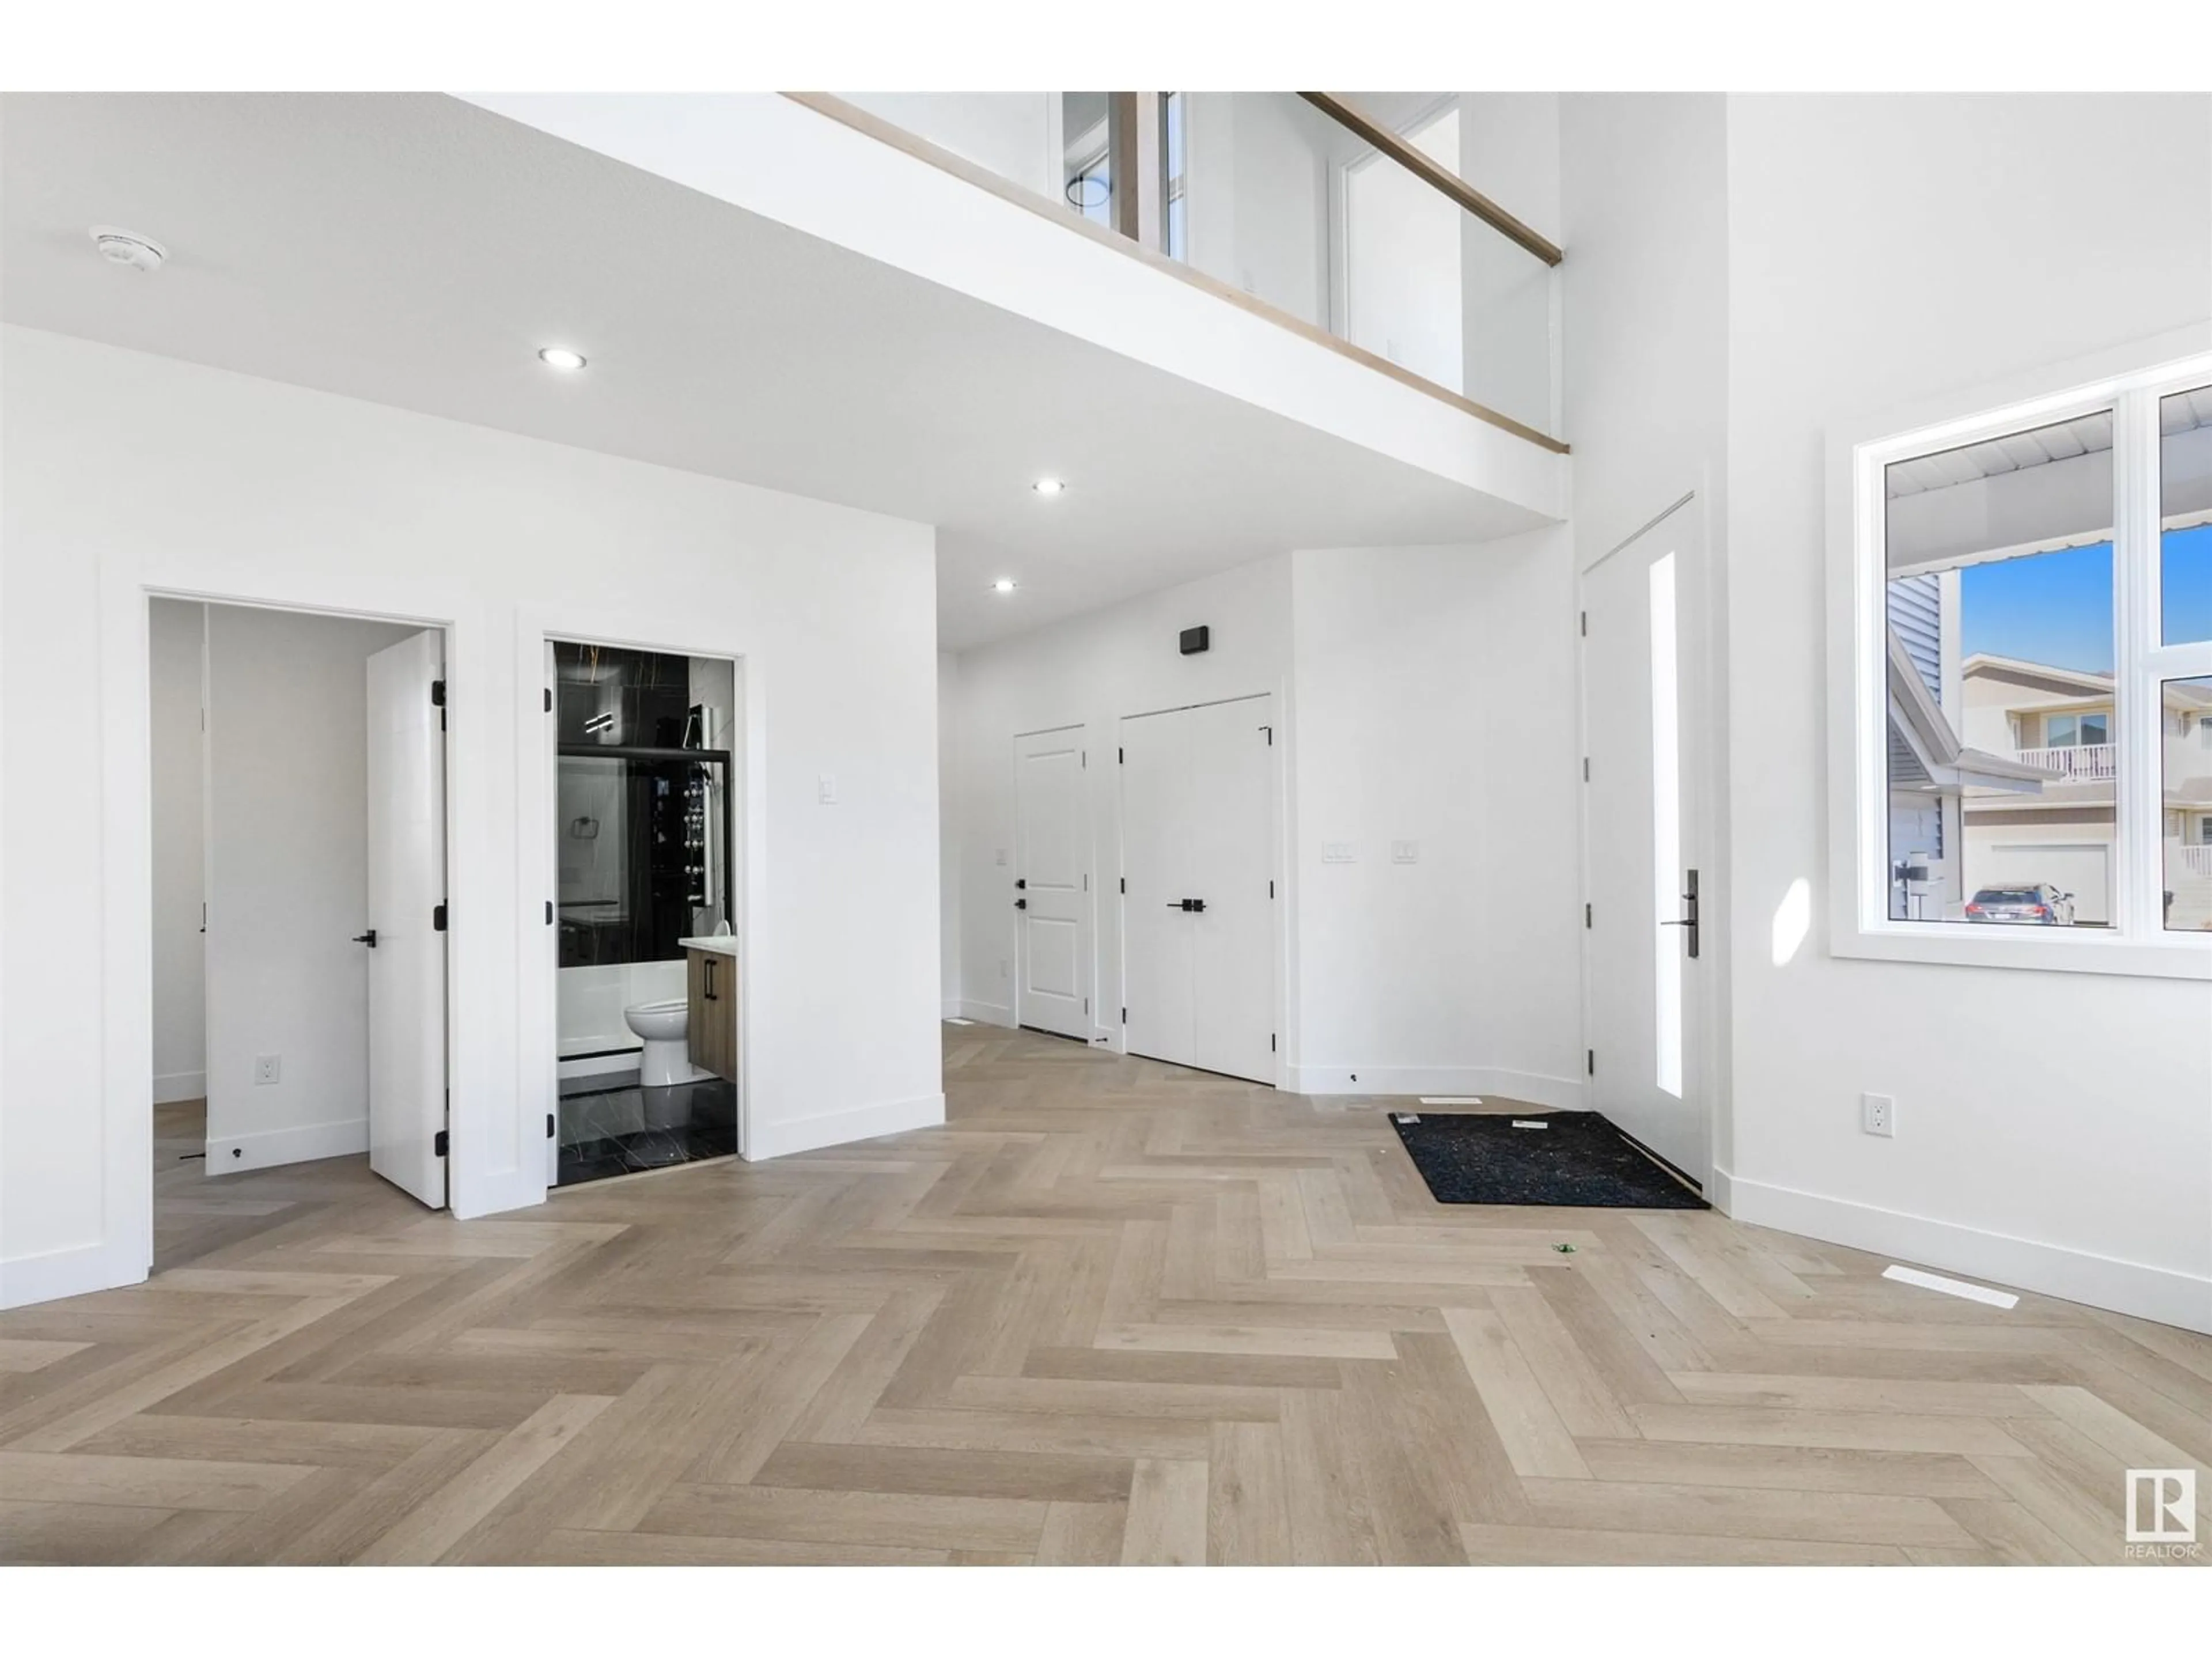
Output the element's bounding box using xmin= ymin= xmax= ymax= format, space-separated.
xmin=547 ymin=638 xmax=744 ymax=1186
xmin=147 ymin=599 xmax=452 ymax=1270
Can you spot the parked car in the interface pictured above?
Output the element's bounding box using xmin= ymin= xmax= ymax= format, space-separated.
xmin=1963 ymin=884 xmax=2075 ymax=925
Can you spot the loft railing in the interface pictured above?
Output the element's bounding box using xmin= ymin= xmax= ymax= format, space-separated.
xmin=791 ymin=90 xmax=1565 ymax=452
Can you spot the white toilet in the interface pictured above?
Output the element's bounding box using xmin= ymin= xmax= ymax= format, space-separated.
xmin=623 ymin=998 xmax=691 ymax=1088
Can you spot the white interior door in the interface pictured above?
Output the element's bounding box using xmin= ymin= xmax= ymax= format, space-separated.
xmin=1120 ymin=709 xmax=1194 ymax=1068
xmin=1188 ymin=695 xmax=1277 ymax=1081
xmin=1582 ymin=503 xmax=1707 ymax=1186
xmin=365 ymin=629 xmax=448 ymax=1208
xmin=1120 ymin=694 xmax=1276 ymax=1085
xmin=1014 ymin=726 xmax=1091 ymax=1040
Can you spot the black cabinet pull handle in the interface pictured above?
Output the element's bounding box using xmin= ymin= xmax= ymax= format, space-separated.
xmin=352 ymin=930 xmax=377 ymax=948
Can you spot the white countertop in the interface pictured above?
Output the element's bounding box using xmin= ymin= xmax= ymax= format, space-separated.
xmin=677 ymin=935 xmax=739 ymax=957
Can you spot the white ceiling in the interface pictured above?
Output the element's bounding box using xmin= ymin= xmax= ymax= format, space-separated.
xmin=1 ymin=92 xmax=1545 ymax=650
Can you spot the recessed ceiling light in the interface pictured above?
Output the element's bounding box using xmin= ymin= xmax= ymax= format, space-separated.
xmin=1032 ymin=478 xmax=1065 ymax=497
xmin=538 ymin=346 xmax=588 ymax=371
xmin=992 ymin=578 xmax=1018 ymax=594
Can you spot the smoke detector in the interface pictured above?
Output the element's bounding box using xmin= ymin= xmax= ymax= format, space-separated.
xmin=90 ymin=226 xmax=167 ymax=273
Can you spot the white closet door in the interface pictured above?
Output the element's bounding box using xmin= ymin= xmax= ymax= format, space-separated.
xmin=365 ymin=629 xmax=449 ymax=1209
xmin=1119 ymin=695 xmax=1275 ymax=1084
xmin=1119 ymin=710 xmax=1195 ymax=1068
xmin=1188 ymin=694 xmax=1276 ymax=1084
xmin=1014 ymin=726 xmax=1090 ymax=1040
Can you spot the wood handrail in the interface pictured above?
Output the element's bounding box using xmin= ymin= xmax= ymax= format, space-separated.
xmin=1298 ymin=92 xmax=1564 ymax=268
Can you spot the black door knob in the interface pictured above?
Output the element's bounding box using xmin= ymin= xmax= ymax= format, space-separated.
xmin=352 ymin=930 xmax=378 ymax=948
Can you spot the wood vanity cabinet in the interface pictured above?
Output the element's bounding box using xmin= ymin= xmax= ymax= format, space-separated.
xmin=685 ymin=948 xmax=739 ymax=1083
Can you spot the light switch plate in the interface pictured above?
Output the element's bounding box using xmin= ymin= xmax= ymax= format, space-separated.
xmin=817 ymin=774 xmax=838 ymax=805
xmin=1391 ymin=840 xmax=1419 ymax=864
xmin=1321 ymin=842 xmax=1355 ymax=864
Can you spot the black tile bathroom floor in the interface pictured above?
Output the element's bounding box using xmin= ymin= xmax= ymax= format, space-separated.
xmin=556 ymin=1075 xmax=738 ymax=1187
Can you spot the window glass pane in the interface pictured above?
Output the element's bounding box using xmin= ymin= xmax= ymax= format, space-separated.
xmin=2166 ymin=679 xmax=2212 ymax=930
xmin=1883 ymin=412 xmax=2116 ymax=926
xmin=1649 ymin=552 xmax=1681 ymax=1098
xmin=2161 ymin=386 xmax=2212 ymax=645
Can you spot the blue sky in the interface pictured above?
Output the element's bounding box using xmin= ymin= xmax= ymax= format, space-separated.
xmin=1954 ymin=525 xmax=2212 ymax=673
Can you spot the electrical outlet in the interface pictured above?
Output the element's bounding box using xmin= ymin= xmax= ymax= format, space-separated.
xmin=253 ymin=1054 xmax=281 ymax=1086
xmin=1862 ymin=1092 xmax=1894 ymax=1138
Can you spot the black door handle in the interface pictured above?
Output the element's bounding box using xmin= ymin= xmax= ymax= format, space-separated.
xmin=352 ymin=930 xmax=377 ymax=948
xmin=1015 ymin=897 xmax=1027 ymax=910
xmin=1165 ymin=899 xmax=1208 ymax=913
xmin=1014 ymin=878 xmax=1027 ymax=890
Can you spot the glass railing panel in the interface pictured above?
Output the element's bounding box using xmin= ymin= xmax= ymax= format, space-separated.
xmin=834 ymin=92 xmax=1137 ymax=234
xmin=1170 ymin=92 xmax=1556 ymax=431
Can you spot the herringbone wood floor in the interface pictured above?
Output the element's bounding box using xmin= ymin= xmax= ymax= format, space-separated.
xmin=2 ymin=1026 xmax=2206 ymax=1565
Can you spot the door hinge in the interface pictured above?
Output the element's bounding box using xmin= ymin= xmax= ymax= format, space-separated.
xmin=1120 ymin=1006 xmax=1127 ymax=1024
xmin=1260 ymin=725 xmax=1273 ymax=745
xmin=1580 ymin=610 xmax=1588 ymax=637
xmin=546 ymin=1112 xmax=556 ymax=1139
xmin=433 ymin=1128 xmax=450 ymax=1158
xmin=1584 ymin=902 xmax=1592 ymax=929
xmin=1083 ymin=873 xmax=1089 ymax=892
xmin=1120 ymin=876 xmax=1126 ymax=894
xmin=1084 ymin=997 xmax=1090 ymax=1014
xmin=1582 ymin=757 xmax=1590 ymax=782
xmin=432 ymin=679 xmax=447 ymax=730
xmin=1269 ymin=878 xmax=1275 ymax=899
xmin=1270 ymin=1033 xmax=1277 ymax=1052
xmin=1118 ymin=747 xmax=1124 ymax=764
xmin=544 ymin=687 xmax=553 ymax=713
xmin=1586 ymin=1049 xmax=1595 ymax=1077
xmin=545 ymin=900 xmax=554 ymax=925
xmin=433 ymin=901 xmax=448 ymax=932
xmin=1082 ymin=750 xmax=1088 ymax=769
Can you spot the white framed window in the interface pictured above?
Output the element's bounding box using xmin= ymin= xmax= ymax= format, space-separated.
xmin=1828 ymin=333 xmax=2212 ymax=978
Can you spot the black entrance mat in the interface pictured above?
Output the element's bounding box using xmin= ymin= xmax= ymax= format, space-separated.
xmin=1389 ymin=1110 xmax=1707 ymax=1210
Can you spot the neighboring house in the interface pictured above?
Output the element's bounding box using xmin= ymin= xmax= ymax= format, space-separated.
xmin=1886 ymin=581 xmax=2212 ymax=925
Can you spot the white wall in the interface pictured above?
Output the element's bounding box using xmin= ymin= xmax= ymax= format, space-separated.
xmin=951 ymin=556 xmax=1295 ymax=1034
xmin=938 ymin=650 xmax=963 ymax=1016
xmin=148 ymin=600 xmax=207 ymax=1105
xmin=947 ymin=538 xmax=1584 ymax=1101
xmin=1721 ymin=93 xmax=2212 ymax=1329
xmin=203 ymin=604 xmax=419 ymax=1171
xmin=836 ymin=93 xmax=1055 ymax=199
xmin=1288 ymin=535 xmax=1584 ymax=1104
xmin=1 ymin=327 xmax=943 ymax=1308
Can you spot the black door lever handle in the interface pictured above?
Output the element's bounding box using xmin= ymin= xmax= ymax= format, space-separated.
xmin=352 ymin=930 xmax=377 ymax=948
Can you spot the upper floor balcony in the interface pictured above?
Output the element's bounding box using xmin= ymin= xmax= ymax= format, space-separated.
xmin=814 ymin=91 xmax=1563 ymax=449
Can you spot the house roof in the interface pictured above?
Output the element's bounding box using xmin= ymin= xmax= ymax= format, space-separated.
xmin=1962 ymin=654 xmax=2113 ymax=695
xmin=1888 ymin=631 xmax=2054 ymax=794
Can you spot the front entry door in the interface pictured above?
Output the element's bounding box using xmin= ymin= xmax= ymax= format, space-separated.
xmin=1014 ymin=726 xmax=1090 ymax=1040
xmin=365 ymin=629 xmax=449 ymax=1208
xmin=1582 ymin=502 xmax=1707 ymax=1187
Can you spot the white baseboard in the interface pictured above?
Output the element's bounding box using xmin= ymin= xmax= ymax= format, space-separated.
xmin=205 ymin=1117 xmax=369 ymax=1175
xmin=954 ymin=999 xmax=1014 ymax=1028
xmin=0 ymin=1238 xmax=147 ymax=1310
xmin=1284 ymin=1065 xmax=1587 ymax=1111
xmin=154 ymin=1071 xmax=206 ymax=1105
xmin=1720 ymin=1168 xmax=2212 ymax=1336
xmin=746 ymin=1092 xmax=945 ymax=1160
